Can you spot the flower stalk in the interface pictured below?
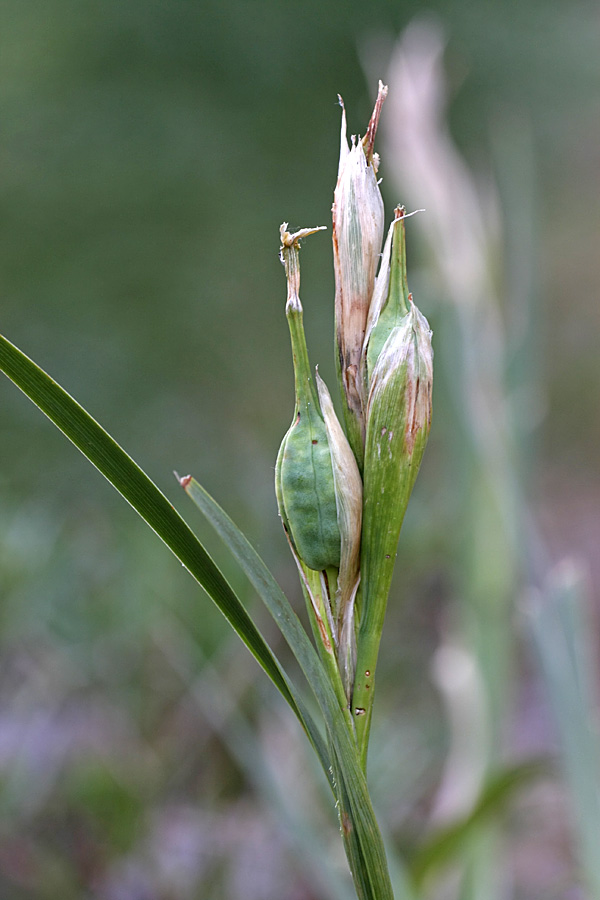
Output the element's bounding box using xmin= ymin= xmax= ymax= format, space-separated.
xmin=276 ymin=85 xmax=433 ymax=893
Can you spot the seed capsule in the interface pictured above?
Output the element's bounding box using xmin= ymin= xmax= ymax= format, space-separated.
xmin=276 ymin=225 xmax=341 ymax=572
xmin=315 ymin=371 xmax=361 ymax=604
xmin=315 ymin=370 xmax=362 ymax=697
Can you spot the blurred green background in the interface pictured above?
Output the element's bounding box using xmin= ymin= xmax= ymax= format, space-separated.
xmin=1 ymin=1 xmax=599 ymax=898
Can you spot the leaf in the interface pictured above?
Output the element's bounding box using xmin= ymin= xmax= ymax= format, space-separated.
xmin=154 ymin=614 xmax=357 ymax=900
xmin=183 ymin=477 xmax=413 ymax=900
xmin=182 ymin=478 xmax=347 ymax=724
xmin=0 ymin=331 xmax=407 ymax=900
xmin=0 ymin=332 xmax=326 ymax=772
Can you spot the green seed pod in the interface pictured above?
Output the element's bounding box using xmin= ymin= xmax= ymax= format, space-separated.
xmin=315 ymin=371 xmax=362 ymax=604
xmin=276 ymin=225 xmax=341 ymax=573
xmin=276 ymin=410 xmax=341 ymax=572
xmin=316 ymin=370 xmax=362 ymax=698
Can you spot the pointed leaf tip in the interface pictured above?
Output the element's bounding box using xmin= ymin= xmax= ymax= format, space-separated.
xmin=363 ymin=81 xmax=388 ymax=164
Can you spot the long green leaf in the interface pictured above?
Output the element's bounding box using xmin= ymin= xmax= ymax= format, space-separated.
xmin=155 ymin=616 xmax=356 ymax=900
xmin=0 ymin=330 xmax=401 ymax=900
xmin=183 ymin=477 xmax=410 ymax=900
xmin=182 ymin=477 xmax=352 ymax=733
xmin=0 ymin=332 xmax=328 ymax=774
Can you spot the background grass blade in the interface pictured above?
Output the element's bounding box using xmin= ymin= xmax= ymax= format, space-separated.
xmin=527 ymin=559 xmax=600 ymax=897
xmin=408 ymin=759 xmax=548 ymax=891
xmin=0 ymin=331 xmax=328 ymax=772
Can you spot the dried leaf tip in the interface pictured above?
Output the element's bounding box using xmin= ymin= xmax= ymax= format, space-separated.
xmin=363 ymin=81 xmax=388 ymax=166
xmin=175 ymin=471 xmax=192 ymax=489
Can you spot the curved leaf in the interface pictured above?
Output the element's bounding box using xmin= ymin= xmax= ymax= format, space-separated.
xmin=0 ymin=331 xmax=406 ymax=899
xmin=0 ymin=332 xmax=328 ymax=773
xmin=182 ymin=477 xmax=406 ymax=900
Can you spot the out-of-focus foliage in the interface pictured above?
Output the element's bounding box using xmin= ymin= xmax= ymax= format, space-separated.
xmin=1 ymin=1 xmax=598 ymax=898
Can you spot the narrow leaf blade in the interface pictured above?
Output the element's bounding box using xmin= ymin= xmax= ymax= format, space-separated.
xmin=183 ymin=477 xmax=414 ymax=900
xmin=528 ymin=560 xmax=600 ymax=897
xmin=0 ymin=332 xmax=317 ymax=754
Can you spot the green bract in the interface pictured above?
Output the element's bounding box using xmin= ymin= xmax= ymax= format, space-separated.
xmin=364 ymin=207 xmax=411 ymax=387
xmin=352 ymin=206 xmax=433 ymax=758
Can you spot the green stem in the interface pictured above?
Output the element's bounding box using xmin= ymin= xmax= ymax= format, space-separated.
xmin=282 ymin=244 xmax=320 ymax=415
xmin=303 ymin=566 xmax=356 ymax=742
xmin=352 ymin=629 xmax=381 ymax=767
